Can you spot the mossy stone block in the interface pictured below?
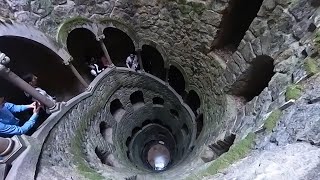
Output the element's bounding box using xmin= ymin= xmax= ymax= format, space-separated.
xmin=263 ymin=109 xmax=282 ymax=132
xmin=285 ymin=84 xmax=303 ymax=101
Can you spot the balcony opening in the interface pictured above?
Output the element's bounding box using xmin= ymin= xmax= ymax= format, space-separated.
xmin=212 ymin=0 xmax=264 ymax=51
xmin=67 ymin=28 xmax=105 ymax=82
xmin=168 ymin=66 xmax=186 ymax=96
xmin=103 ymin=27 xmax=135 ymax=67
xmin=141 ymin=45 xmax=166 ymax=80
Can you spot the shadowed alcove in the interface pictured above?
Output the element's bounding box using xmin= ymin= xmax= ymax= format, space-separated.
xmin=103 ymin=27 xmax=135 ymax=67
xmin=0 ymin=36 xmax=84 ymax=135
xmin=67 ymin=28 xmax=104 ymax=82
xmin=141 ymin=45 xmax=166 ymax=80
xmin=185 ymin=90 xmax=201 ymax=116
xmin=229 ymin=55 xmax=275 ymax=101
xmin=0 ymin=36 xmax=83 ymax=103
xmin=212 ymin=0 xmax=264 ymax=50
xmin=168 ymin=65 xmax=186 ymax=97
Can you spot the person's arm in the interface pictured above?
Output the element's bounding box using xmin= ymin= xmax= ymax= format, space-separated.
xmin=0 ymin=113 xmax=39 ymax=135
xmin=126 ymin=58 xmax=130 ymax=68
xmin=4 ymin=103 xmax=30 ymax=113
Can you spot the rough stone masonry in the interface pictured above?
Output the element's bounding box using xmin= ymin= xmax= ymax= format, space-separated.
xmin=0 ymin=0 xmax=320 ymax=179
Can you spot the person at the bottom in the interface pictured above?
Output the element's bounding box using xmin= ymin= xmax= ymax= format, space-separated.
xmin=0 ymin=94 xmax=40 ymax=137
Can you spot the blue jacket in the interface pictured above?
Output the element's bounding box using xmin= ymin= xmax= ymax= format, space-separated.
xmin=0 ymin=103 xmax=38 ymax=137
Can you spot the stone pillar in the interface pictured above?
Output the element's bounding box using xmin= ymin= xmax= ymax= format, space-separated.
xmin=0 ymin=53 xmax=55 ymax=109
xmin=97 ymin=34 xmax=114 ymax=67
xmin=136 ymin=49 xmax=144 ymax=71
xmin=0 ymin=137 xmax=13 ymax=156
xmin=165 ymin=68 xmax=169 ymax=83
xmin=68 ymin=62 xmax=89 ymax=88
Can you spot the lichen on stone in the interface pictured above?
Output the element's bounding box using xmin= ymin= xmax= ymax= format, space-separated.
xmin=304 ymin=57 xmax=319 ymax=76
xmin=314 ymin=30 xmax=320 ymax=50
xmin=192 ymin=133 xmax=256 ymax=178
xmin=285 ymin=84 xmax=303 ymax=101
xmin=56 ymin=16 xmax=93 ymax=45
xmin=263 ymin=109 xmax=282 ymax=132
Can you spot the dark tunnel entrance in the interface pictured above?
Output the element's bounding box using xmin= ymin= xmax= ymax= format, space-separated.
xmin=212 ymin=0 xmax=264 ymax=50
xmin=185 ymin=90 xmax=201 ymax=116
xmin=103 ymin=28 xmax=135 ymax=67
xmin=141 ymin=45 xmax=166 ymax=80
xmin=0 ymin=36 xmax=84 ymax=135
xmin=168 ymin=66 xmax=186 ymax=97
xmin=67 ymin=28 xmax=105 ymax=82
xmin=229 ymin=55 xmax=275 ymax=101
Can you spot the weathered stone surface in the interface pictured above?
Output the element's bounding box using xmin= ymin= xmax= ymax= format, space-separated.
xmin=209 ymin=143 xmax=320 ymax=180
xmin=274 ymin=56 xmax=299 ymax=73
xmin=272 ymin=103 xmax=320 ymax=145
xmin=4 ymin=0 xmax=29 ymax=11
xmin=239 ymin=43 xmax=256 ymax=63
xmin=200 ymin=10 xmax=222 ymax=27
xmin=14 ymin=11 xmax=40 ymax=25
xmin=52 ymin=0 xmax=67 ymax=5
xmin=200 ymin=146 xmax=215 ymax=162
xmin=268 ymin=73 xmax=291 ymax=100
xmin=288 ymin=0 xmax=317 ymax=21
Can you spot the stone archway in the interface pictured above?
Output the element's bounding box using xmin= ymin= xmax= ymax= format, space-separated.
xmin=228 ymin=55 xmax=275 ymax=101
xmin=168 ymin=65 xmax=187 ymax=97
xmin=141 ymin=45 xmax=166 ymax=80
xmin=212 ymin=0 xmax=264 ymax=50
xmin=0 ymin=36 xmax=84 ymax=135
xmin=103 ymin=27 xmax=135 ymax=67
xmin=67 ymin=28 xmax=104 ymax=82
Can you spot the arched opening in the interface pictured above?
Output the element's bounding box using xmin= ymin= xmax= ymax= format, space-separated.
xmin=99 ymin=122 xmax=113 ymax=144
xmin=95 ymin=147 xmax=113 ymax=166
xmin=208 ymin=134 xmax=236 ymax=160
xmin=103 ymin=27 xmax=135 ymax=67
xmin=126 ymin=137 xmax=132 ymax=147
xmin=153 ymin=97 xmax=164 ymax=105
xmin=212 ymin=0 xmax=264 ymax=50
xmin=67 ymin=28 xmax=105 ymax=82
xmin=0 ymin=36 xmax=84 ymax=134
xmin=130 ymin=91 xmax=145 ymax=110
xmin=170 ymin=109 xmax=179 ymax=118
xmin=196 ymin=114 xmax=204 ymax=139
xmin=141 ymin=45 xmax=166 ymax=80
xmin=185 ymin=90 xmax=201 ymax=116
xmin=181 ymin=124 xmax=189 ymax=136
xmin=110 ymin=99 xmax=126 ymax=122
xmin=142 ymin=119 xmax=152 ymax=127
xmin=229 ymin=55 xmax=275 ymax=102
xmin=132 ymin=127 xmax=141 ymax=135
xmin=168 ymin=66 xmax=186 ymax=96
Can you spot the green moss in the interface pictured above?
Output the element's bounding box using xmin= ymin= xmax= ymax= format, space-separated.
xmin=304 ymin=58 xmax=319 ymax=76
xmin=69 ymin=87 xmax=113 ymax=180
xmin=186 ymin=1 xmax=206 ymax=14
xmin=191 ymin=133 xmax=256 ymax=178
xmin=315 ymin=30 xmax=320 ymax=50
xmin=57 ymin=17 xmax=93 ymax=45
xmin=285 ymin=84 xmax=303 ymax=101
xmin=263 ymin=109 xmax=282 ymax=133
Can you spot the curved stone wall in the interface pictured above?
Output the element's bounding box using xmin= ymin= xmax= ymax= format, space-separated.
xmin=36 ymin=68 xmax=209 ymax=179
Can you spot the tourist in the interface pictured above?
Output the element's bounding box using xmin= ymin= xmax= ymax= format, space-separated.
xmin=126 ymin=54 xmax=139 ymax=71
xmin=0 ymin=94 xmax=40 ymax=137
xmin=88 ymin=57 xmax=105 ymax=77
xmin=22 ymin=73 xmax=55 ymax=113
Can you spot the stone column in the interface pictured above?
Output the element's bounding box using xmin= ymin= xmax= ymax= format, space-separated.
xmin=0 ymin=137 xmax=13 ymax=156
xmin=97 ymin=34 xmax=114 ymax=67
xmin=68 ymin=61 xmax=89 ymax=88
xmin=136 ymin=49 xmax=144 ymax=71
xmin=165 ymin=68 xmax=169 ymax=83
xmin=0 ymin=52 xmax=56 ymax=109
